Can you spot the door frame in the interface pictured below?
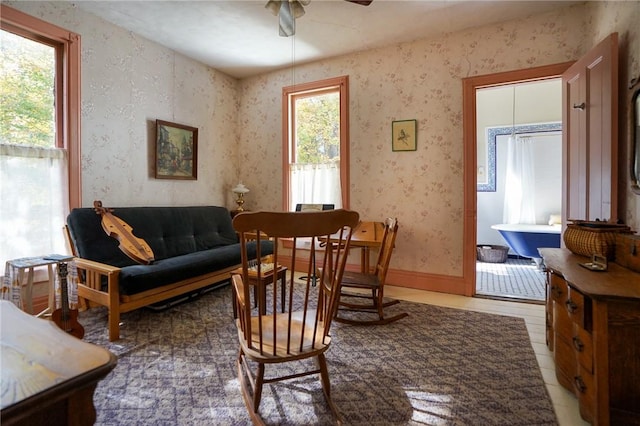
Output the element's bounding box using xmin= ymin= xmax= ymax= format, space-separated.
xmin=462 ymin=62 xmax=574 ymax=296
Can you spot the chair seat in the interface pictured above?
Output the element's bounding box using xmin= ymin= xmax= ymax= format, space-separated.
xmin=340 ymin=270 xmax=381 ymax=289
xmin=238 ymin=314 xmax=331 ymax=360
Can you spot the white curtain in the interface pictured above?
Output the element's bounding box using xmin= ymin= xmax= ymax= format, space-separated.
xmin=503 ymin=135 xmax=536 ymax=224
xmin=290 ymin=162 xmax=342 ymax=211
xmin=0 ymin=144 xmax=69 ymax=267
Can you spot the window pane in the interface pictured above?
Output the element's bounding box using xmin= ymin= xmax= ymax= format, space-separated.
xmin=294 ymin=92 xmax=340 ymax=164
xmin=0 ymin=29 xmax=56 ymax=148
xmin=0 ymin=145 xmax=68 ymax=262
xmin=283 ymin=76 xmax=349 ymax=211
xmin=0 ymin=25 xmax=66 ymax=271
xmin=291 ymin=91 xmax=342 ymax=209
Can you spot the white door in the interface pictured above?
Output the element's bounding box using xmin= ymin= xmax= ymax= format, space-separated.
xmin=562 ymin=33 xmax=619 ymax=223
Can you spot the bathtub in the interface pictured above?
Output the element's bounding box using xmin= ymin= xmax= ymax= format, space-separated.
xmin=490 ymin=223 xmax=561 ymax=259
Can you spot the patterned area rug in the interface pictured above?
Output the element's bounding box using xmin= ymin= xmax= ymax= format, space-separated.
xmin=81 ymin=285 xmax=557 ymax=425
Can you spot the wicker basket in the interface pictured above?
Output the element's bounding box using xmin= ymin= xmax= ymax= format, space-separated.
xmin=563 ymin=222 xmax=631 ymax=260
xmin=476 ymin=245 xmax=509 ymax=263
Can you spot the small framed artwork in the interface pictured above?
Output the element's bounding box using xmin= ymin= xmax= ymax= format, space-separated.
xmin=392 ymin=119 xmax=417 ymax=151
xmin=155 ymin=120 xmax=198 ymax=180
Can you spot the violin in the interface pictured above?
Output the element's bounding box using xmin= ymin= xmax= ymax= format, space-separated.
xmin=94 ymin=200 xmax=155 ymax=265
xmin=52 ymin=262 xmax=84 ymax=339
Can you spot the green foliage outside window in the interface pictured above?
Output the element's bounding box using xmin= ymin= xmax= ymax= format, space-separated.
xmin=0 ymin=30 xmax=56 ymax=148
xmin=295 ymin=92 xmax=339 ymax=164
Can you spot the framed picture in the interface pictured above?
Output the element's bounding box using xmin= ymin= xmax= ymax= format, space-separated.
xmin=392 ymin=119 xmax=417 ymax=151
xmin=155 ymin=120 xmax=198 ymax=180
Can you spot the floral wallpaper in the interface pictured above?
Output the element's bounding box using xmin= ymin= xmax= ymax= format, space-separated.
xmin=6 ymin=1 xmax=640 ymax=290
xmin=239 ymin=3 xmax=602 ymax=280
xmin=6 ymin=1 xmax=242 ymax=209
xmin=238 ymin=1 xmax=639 ymax=282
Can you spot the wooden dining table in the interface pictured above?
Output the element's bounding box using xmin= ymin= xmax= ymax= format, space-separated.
xmin=347 ymin=221 xmax=384 ymax=273
xmin=247 ymin=219 xmax=384 ymax=274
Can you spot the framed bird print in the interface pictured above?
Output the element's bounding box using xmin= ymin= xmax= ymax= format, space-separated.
xmin=392 ymin=119 xmax=417 ymax=151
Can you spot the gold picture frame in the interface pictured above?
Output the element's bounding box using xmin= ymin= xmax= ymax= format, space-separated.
xmin=155 ymin=120 xmax=198 ymax=180
xmin=392 ymin=119 xmax=417 ymax=151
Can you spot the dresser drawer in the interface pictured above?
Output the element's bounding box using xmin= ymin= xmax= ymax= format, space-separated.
xmin=566 ymin=286 xmax=591 ymax=330
xmin=548 ymin=272 xmax=567 ymax=304
xmin=574 ymin=367 xmax=595 ymax=423
xmin=553 ymin=333 xmax=577 ymax=391
xmin=572 ymin=325 xmax=593 ymax=374
xmin=553 ymin=301 xmax=573 ymax=343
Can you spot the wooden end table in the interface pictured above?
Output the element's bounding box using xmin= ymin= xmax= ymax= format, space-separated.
xmin=2 ymin=255 xmax=73 ymax=317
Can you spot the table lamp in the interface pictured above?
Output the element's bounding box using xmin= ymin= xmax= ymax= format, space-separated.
xmin=232 ymin=183 xmax=249 ymax=212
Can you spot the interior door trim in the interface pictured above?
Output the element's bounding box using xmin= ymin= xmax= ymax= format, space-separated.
xmin=461 ymin=62 xmax=574 ymax=296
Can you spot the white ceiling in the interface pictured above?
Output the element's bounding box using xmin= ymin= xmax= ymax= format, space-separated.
xmin=75 ymin=0 xmax=581 ymax=79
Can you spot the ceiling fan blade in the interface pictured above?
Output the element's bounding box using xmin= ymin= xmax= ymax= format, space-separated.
xmin=278 ymin=1 xmax=295 ymax=36
xmin=345 ymin=0 xmax=373 ymax=5
xmin=265 ymin=0 xmax=308 ymax=37
xmin=290 ymin=1 xmax=306 ymax=19
xmin=265 ymin=0 xmax=280 ymax=16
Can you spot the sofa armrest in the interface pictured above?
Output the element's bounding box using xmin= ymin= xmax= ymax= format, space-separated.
xmin=73 ymin=257 xmax=120 ymax=274
xmin=72 ymin=257 xmax=123 ymax=341
xmin=73 ymin=257 xmax=121 ymax=300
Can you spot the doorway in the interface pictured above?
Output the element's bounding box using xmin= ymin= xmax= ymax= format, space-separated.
xmin=475 ymin=80 xmax=562 ymax=303
xmin=461 ymin=62 xmax=573 ymax=299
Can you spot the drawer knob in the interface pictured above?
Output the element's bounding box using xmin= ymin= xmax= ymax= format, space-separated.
xmin=551 ymin=285 xmax=562 ymax=297
xmin=565 ymin=299 xmax=578 ymax=313
xmin=572 ymin=336 xmax=584 ymax=352
xmin=574 ymin=375 xmax=587 ymax=393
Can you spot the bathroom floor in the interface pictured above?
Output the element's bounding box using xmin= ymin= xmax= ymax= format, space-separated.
xmin=475 ymin=257 xmax=546 ymax=303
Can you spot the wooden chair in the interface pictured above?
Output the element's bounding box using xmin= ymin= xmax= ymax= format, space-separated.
xmin=231 ymin=209 xmax=360 ymax=425
xmin=335 ymin=217 xmax=408 ymax=325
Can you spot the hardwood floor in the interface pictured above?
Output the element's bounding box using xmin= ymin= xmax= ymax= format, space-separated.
xmin=384 ymin=285 xmax=589 ymax=426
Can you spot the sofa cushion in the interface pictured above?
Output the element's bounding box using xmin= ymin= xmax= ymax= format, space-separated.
xmin=118 ymin=240 xmax=272 ymax=296
xmin=67 ymin=206 xmax=238 ymax=267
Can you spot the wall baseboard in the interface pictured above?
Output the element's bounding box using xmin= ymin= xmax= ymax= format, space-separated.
xmin=386 ymin=268 xmax=467 ymax=296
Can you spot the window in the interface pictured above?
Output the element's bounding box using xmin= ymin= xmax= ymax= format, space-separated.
xmin=1 ymin=5 xmax=80 ymax=267
xmin=282 ymin=76 xmax=349 ymax=211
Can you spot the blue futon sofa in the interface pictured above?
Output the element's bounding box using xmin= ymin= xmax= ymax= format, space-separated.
xmin=66 ymin=205 xmax=272 ymax=341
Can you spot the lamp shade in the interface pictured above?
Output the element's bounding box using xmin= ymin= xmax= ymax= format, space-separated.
xmin=232 ymin=183 xmax=249 ymax=194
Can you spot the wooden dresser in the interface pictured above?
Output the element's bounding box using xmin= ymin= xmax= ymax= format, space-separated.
xmin=540 ymin=248 xmax=640 ymax=426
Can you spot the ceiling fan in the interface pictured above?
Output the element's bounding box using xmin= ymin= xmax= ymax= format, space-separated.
xmin=265 ymin=0 xmax=373 ymax=37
